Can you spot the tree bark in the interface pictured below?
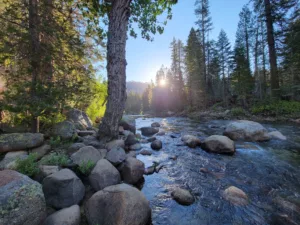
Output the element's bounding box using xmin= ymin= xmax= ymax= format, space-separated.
xmin=264 ymin=0 xmax=280 ymax=98
xmin=98 ymin=0 xmax=132 ymax=141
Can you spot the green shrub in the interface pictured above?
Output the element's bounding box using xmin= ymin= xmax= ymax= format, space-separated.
xmin=40 ymin=152 xmax=69 ymax=166
xmin=15 ymin=153 xmax=40 ymax=177
xmin=49 ymin=136 xmax=62 ymax=147
xmin=78 ymin=160 xmax=96 ymax=176
xmin=231 ymin=107 xmax=246 ymax=116
xmin=251 ymin=100 xmax=300 ymax=116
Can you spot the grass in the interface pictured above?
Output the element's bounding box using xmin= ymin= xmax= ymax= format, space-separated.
xmin=78 ymin=160 xmax=96 ymax=176
xmin=39 ymin=152 xmax=69 ymax=166
xmin=251 ymin=100 xmax=300 ymax=116
xmin=15 ymin=153 xmax=40 ymax=177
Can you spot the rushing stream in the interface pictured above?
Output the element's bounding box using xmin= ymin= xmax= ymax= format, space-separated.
xmin=135 ymin=117 xmax=300 ymax=225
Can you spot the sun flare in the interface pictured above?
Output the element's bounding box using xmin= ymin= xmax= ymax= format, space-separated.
xmin=159 ymin=79 xmax=167 ymax=87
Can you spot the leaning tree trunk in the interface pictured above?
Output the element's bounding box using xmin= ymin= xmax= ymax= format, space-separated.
xmin=98 ymin=0 xmax=132 ymax=141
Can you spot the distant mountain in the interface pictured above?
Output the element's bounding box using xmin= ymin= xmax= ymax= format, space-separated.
xmin=126 ymin=81 xmax=149 ymax=94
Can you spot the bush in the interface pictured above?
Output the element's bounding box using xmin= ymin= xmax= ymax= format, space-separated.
xmin=40 ymin=152 xmax=69 ymax=166
xmin=78 ymin=160 xmax=96 ymax=176
xmin=15 ymin=153 xmax=40 ymax=177
xmin=231 ymin=107 xmax=246 ymax=116
xmin=251 ymin=100 xmax=300 ymax=116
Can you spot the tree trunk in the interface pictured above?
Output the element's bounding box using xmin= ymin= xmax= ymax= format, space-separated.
xmin=98 ymin=0 xmax=131 ymax=141
xmin=264 ymin=0 xmax=280 ymax=98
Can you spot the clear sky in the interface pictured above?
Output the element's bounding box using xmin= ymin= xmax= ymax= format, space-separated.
xmin=125 ymin=0 xmax=250 ymax=83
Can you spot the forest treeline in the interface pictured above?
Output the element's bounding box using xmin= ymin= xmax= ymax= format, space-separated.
xmin=126 ymin=0 xmax=300 ymax=117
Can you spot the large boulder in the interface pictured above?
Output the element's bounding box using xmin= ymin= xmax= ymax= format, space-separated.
xmin=0 ymin=133 xmax=44 ymax=153
xmin=44 ymin=205 xmax=81 ymax=225
xmin=223 ymin=186 xmax=248 ymax=206
xmin=224 ymin=120 xmax=270 ymax=142
xmin=151 ymin=140 xmax=162 ymax=150
xmin=70 ymin=146 xmax=102 ymax=166
xmin=119 ymin=115 xmax=136 ymax=134
xmin=0 ymin=170 xmax=46 ymax=225
xmin=30 ymin=144 xmax=51 ymax=160
xmin=67 ymin=143 xmax=86 ymax=155
xmin=120 ymin=157 xmax=145 ymax=184
xmin=106 ymin=139 xmax=125 ymax=150
xmin=268 ymin=131 xmax=287 ymax=141
xmin=67 ymin=108 xmax=93 ymax=130
xmin=125 ymin=133 xmax=139 ymax=146
xmin=88 ymin=159 xmax=121 ymax=191
xmin=181 ymin=135 xmax=201 ymax=148
xmin=0 ymin=151 xmax=28 ymax=169
xmin=201 ymin=135 xmax=235 ymax=154
xmin=151 ymin=122 xmax=161 ymax=127
xmin=141 ymin=127 xmax=159 ymax=136
xmin=53 ymin=121 xmax=77 ymax=140
xmin=106 ymin=147 xmax=126 ymax=166
xmin=85 ymin=184 xmax=151 ymax=225
xmin=42 ymin=169 xmax=85 ymax=209
xmin=171 ymin=188 xmax=195 ymax=206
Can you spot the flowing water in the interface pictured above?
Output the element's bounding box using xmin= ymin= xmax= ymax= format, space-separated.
xmin=135 ymin=117 xmax=300 ymax=225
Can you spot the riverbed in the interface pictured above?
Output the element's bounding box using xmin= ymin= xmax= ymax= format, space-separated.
xmin=135 ymin=117 xmax=300 ymax=225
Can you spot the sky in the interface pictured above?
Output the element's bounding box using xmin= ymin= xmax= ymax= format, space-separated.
xmin=125 ymin=0 xmax=250 ymax=83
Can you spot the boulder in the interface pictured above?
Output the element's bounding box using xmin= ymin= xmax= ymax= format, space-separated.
xmin=106 ymin=147 xmax=126 ymax=166
xmin=106 ymin=139 xmax=125 ymax=150
xmin=140 ymin=149 xmax=152 ymax=156
xmin=70 ymin=146 xmax=102 ymax=166
xmin=98 ymin=149 xmax=108 ymax=158
xmin=125 ymin=133 xmax=139 ymax=146
xmin=171 ymin=188 xmax=195 ymax=206
xmin=223 ymin=186 xmax=248 ymax=206
xmin=156 ymin=131 xmax=166 ymax=136
xmin=151 ymin=122 xmax=161 ymax=127
xmin=119 ymin=115 xmax=136 ymax=134
xmin=201 ymin=135 xmax=235 ymax=154
xmin=44 ymin=205 xmax=80 ymax=225
xmin=268 ymin=131 xmax=287 ymax=141
xmin=77 ymin=130 xmax=96 ymax=137
xmin=126 ymin=151 xmax=137 ymax=158
xmin=85 ymin=184 xmax=151 ymax=225
xmin=141 ymin=127 xmax=159 ymax=136
xmin=0 ymin=151 xmax=28 ymax=169
xmin=42 ymin=169 xmax=85 ymax=209
xmin=0 ymin=170 xmax=46 ymax=225
xmin=224 ymin=120 xmax=270 ymax=142
xmin=181 ymin=135 xmax=201 ymax=148
xmin=0 ymin=133 xmax=44 ymax=153
xmin=129 ymin=143 xmax=142 ymax=151
xmin=147 ymin=137 xmax=156 ymax=142
xmin=37 ymin=165 xmax=59 ymax=180
xmin=53 ymin=121 xmax=77 ymax=140
xmin=67 ymin=108 xmax=93 ymax=129
xmin=121 ymin=157 xmax=145 ymax=184
xmin=151 ymin=140 xmax=162 ymax=150
xmin=30 ymin=144 xmax=51 ymax=160
xmin=67 ymin=143 xmax=86 ymax=155
xmin=88 ymin=159 xmax=121 ymax=191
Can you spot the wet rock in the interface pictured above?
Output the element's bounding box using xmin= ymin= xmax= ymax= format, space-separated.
xmin=88 ymin=159 xmax=121 ymax=191
xmin=0 ymin=170 xmax=47 ymax=225
xmin=141 ymin=127 xmax=159 ymax=136
xmin=151 ymin=140 xmax=162 ymax=150
xmin=270 ymin=213 xmax=299 ymax=225
xmin=181 ymin=135 xmax=201 ymax=148
xmin=67 ymin=143 xmax=86 ymax=155
xmin=156 ymin=131 xmax=166 ymax=136
xmin=200 ymin=168 xmax=209 ymax=173
xmin=273 ymin=197 xmax=300 ymax=216
xmin=129 ymin=143 xmax=142 ymax=151
xmin=201 ymin=135 xmax=235 ymax=154
xmin=70 ymin=146 xmax=102 ymax=166
xmin=126 ymin=151 xmax=137 ymax=158
xmin=86 ymin=184 xmax=151 ymax=225
xmin=30 ymin=144 xmax=51 ymax=160
xmin=170 ymin=133 xmax=180 ymax=138
xmin=53 ymin=121 xmax=77 ymax=140
xmin=106 ymin=147 xmax=126 ymax=166
xmin=169 ymin=155 xmax=178 ymax=160
xmin=171 ymin=188 xmax=195 ymax=206
xmin=269 ymin=131 xmax=287 ymax=141
xmin=144 ymin=166 xmax=155 ymax=175
xmin=121 ymin=157 xmax=145 ymax=184
xmin=224 ymin=120 xmax=270 ymax=142
xmin=125 ymin=133 xmax=139 ymax=146
xmin=42 ymin=169 xmax=85 ymax=209
xmin=135 ymin=133 xmax=142 ymax=139
xmin=151 ymin=122 xmax=161 ymax=127
xmin=44 ymin=205 xmax=80 ymax=225
xmin=140 ymin=149 xmax=152 ymax=156
xmin=67 ymin=108 xmax=93 ymax=130
xmin=106 ymin=139 xmax=125 ymax=150
xmin=0 ymin=151 xmax=28 ymax=169
xmin=147 ymin=137 xmax=157 ymax=142
xmin=223 ymin=186 xmax=248 ymax=206
xmin=119 ymin=115 xmax=136 ymax=134
xmin=0 ymin=133 xmax=44 ymax=153
xmin=77 ymin=130 xmax=96 ymax=137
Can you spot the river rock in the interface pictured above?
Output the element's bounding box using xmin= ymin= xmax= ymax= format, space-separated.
xmin=67 ymin=108 xmax=93 ymax=130
xmin=44 ymin=205 xmax=80 ymax=225
xmin=147 ymin=137 xmax=156 ymax=142
xmin=201 ymin=135 xmax=235 ymax=154
xmin=121 ymin=157 xmax=145 ymax=184
xmin=30 ymin=144 xmax=51 ymax=160
xmin=171 ymin=188 xmax=195 ymax=206
xmin=156 ymin=131 xmax=166 ymax=136
xmin=223 ymin=186 xmax=248 ymax=206
xmin=106 ymin=139 xmax=125 ymax=150
xmin=141 ymin=127 xmax=159 ymax=136
xmin=42 ymin=169 xmax=85 ymax=209
xmin=151 ymin=122 xmax=161 ymax=127
xmin=89 ymin=159 xmax=121 ymax=191
xmin=181 ymin=135 xmax=201 ymax=148
xmin=53 ymin=121 xmax=77 ymax=140
xmin=106 ymin=147 xmax=126 ymax=166
xmin=151 ymin=140 xmax=162 ymax=150
xmin=224 ymin=120 xmax=270 ymax=142
xmin=0 ymin=151 xmax=28 ymax=169
xmin=70 ymin=146 xmax=102 ymax=166
xmin=268 ymin=131 xmax=287 ymax=141
xmin=125 ymin=133 xmax=139 ymax=146
xmin=140 ymin=149 xmax=152 ymax=156
xmin=67 ymin=143 xmax=86 ymax=155
xmin=119 ymin=115 xmax=136 ymax=134
xmin=126 ymin=151 xmax=137 ymax=158
xmin=0 ymin=170 xmax=47 ymax=225
xmin=0 ymin=133 xmax=44 ymax=153
xmin=129 ymin=143 xmax=142 ymax=150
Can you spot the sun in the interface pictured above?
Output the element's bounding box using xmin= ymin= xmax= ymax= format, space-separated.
xmin=159 ymin=79 xmax=167 ymax=87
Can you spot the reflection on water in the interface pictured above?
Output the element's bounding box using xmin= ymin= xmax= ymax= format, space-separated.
xmin=136 ymin=117 xmax=300 ymax=225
